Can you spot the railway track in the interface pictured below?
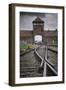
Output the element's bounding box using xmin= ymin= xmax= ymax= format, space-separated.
xmin=35 ymin=46 xmax=58 ymax=76
xmin=20 ymin=45 xmax=58 ymax=78
xmin=20 ymin=49 xmax=43 ymax=78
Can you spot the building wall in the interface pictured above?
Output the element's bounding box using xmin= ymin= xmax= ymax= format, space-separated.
xmin=44 ymin=36 xmax=57 ymax=46
xmin=20 ymin=30 xmax=57 ymax=46
xmin=21 ymin=37 xmax=33 ymax=44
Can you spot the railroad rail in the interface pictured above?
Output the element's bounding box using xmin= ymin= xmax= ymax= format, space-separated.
xmin=34 ymin=46 xmax=58 ymax=76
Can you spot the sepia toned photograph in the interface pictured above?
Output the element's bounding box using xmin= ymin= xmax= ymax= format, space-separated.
xmin=20 ymin=12 xmax=58 ymax=78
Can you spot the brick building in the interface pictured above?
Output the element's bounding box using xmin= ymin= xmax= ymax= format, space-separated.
xmin=20 ymin=17 xmax=58 ymax=46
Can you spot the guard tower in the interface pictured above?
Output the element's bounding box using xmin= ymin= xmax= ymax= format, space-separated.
xmin=32 ymin=17 xmax=44 ymax=43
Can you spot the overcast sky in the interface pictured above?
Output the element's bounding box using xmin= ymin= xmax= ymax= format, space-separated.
xmin=20 ymin=12 xmax=58 ymax=31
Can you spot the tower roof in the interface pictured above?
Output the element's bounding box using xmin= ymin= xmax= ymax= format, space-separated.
xmin=32 ymin=17 xmax=44 ymax=23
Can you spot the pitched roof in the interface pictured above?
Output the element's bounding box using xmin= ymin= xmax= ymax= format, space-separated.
xmin=32 ymin=17 xmax=44 ymax=23
xmin=44 ymin=31 xmax=57 ymax=37
xmin=20 ymin=30 xmax=57 ymax=37
xmin=20 ymin=31 xmax=33 ymax=37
